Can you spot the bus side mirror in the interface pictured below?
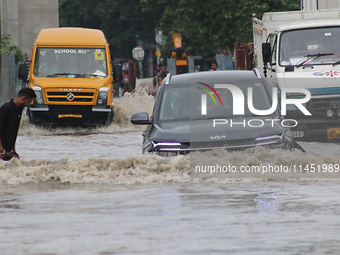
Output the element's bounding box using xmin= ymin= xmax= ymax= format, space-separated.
xmin=262 ymin=43 xmax=271 ymax=64
xmin=113 ymin=64 xmax=122 ymax=82
xmin=18 ymin=63 xmax=28 ymax=81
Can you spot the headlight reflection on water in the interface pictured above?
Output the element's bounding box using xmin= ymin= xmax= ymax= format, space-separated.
xmin=255 ymin=190 xmax=283 ymax=214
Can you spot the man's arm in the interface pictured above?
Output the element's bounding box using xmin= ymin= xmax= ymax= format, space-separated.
xmin=0 ymin=123 xmax=5 ymax=159
xmin=0 ymin=122 xmax=19 ymax=160
xmin=0 ymin=105 xmax=9 ymax=153
xmin=0 ymin=123 xmax=3 ymax=153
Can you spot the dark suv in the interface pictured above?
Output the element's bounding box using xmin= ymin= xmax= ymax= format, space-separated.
xmin=131 ymin=69 xmax=305 ymax=156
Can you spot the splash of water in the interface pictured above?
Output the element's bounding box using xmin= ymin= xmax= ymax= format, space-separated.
xmin=1 ymin=147 xmax=340 ymax=185
xmin=18 ymin=87 xmax=155 ymax=136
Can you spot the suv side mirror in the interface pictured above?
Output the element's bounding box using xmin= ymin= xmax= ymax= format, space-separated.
xmin=18 ymin=63 xmax=28 ymax=81
xmin=113 ymin=64 xmax=122 ymax=82
xmin=131 ymin=112 xmax=152 ymax=125
xmin=262 ymin=43 xmax=271 ymax=63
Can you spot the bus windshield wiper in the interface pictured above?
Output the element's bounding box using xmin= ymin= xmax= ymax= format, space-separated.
xmin=46 ymin=73 xmax=82 ymax=77
xmin=296 ymin=53 xmax=334 ymax=67
xmin=82 ymin=73 xmax=105 ymax=77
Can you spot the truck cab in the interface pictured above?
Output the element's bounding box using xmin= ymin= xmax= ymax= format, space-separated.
xmin=253 ymin=10 xmax=340 ymax=141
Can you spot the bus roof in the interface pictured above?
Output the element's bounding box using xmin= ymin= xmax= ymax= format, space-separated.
xmin=35 ymin=28 xmax=108 ymax=47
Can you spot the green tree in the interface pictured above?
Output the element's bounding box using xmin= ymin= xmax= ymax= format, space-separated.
xmin=0 ymin=21 xmax=24 ymax=63
xmin=2 ymin=45 xmax=24 ymax=63
xmin=59 ymin=0 xmax=300 ymax=59
xmin=0 ymin=22 xmax=11 ymax=50
xmin=59 ymin=0 xmax=162 ymax=59
xmin=143 ymin=0 xmax=300 ymax=58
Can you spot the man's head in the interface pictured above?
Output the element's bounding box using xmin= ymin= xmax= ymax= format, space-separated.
xmin=16 ymin=87 xmax=37 ymax=109
xmin=211 ymin=60 xmax=218 ymax=71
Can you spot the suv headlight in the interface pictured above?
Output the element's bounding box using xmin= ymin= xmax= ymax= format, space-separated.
xmin=97 ymin=87 xmax=108 ymax=105
xmin=152 ymin=141 xmax=182 ymax=148
xmin=255 ymin=132 xmax=289 ymax=150
xmin=32 ymin=86 xmax=44 ymax=104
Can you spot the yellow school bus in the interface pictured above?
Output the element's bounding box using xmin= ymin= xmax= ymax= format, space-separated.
xmin=18 ymin=27 xmax=121 ymax=126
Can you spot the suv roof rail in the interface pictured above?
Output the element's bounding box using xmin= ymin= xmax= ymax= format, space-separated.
xmin=253 ymin=68 xmax=262 ymax=79
xmin=164 ymin=73 xmax=172 ymax=85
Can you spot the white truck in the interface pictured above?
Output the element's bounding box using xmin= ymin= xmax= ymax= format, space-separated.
xmin=253 ymin=7 xmax=340 ymax=141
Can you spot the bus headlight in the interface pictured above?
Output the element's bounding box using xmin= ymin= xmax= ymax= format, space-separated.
xmin=97 ymin=87 xmax=108 ymax=105
xmin=33 ymin=86 xmax=44 ymax=104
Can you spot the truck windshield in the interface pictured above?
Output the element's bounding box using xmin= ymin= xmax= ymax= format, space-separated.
xmin=33 ymin=48 xmax=108 ymax=78
xmin=279 ymin=27 xmax=340 ymax=66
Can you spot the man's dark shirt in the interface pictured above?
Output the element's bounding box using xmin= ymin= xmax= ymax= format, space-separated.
xmin=0 ymin=100 xmax=23 ymax=151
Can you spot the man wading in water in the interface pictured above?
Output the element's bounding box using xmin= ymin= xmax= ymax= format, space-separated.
xmin=0 ymin=88 xmax=36 ymax=161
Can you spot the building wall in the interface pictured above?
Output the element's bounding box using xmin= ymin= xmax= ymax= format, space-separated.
xmin=1 ymin=0 xmax=59 ymax=58
xmin=0 ymin=54 xmax=22 ymax=105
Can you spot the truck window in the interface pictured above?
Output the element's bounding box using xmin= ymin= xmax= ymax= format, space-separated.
xmin=269 ymin=34 xmax=277 ymax=65
xmin=279 ymin=27 xmax=340 ymax=66
xmin=270 ymin=35 xmax=277 ymax=65
xmin=33 ymin=48 xmax=108 ymax=78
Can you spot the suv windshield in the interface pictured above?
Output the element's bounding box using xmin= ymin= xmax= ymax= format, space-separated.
xmin=159 ymin=80 xmax=272 ymax=121
xmin=33 ymin=47 xmax=108 ymax=78
xmin=279 ymin=27 xmax=340 ymax=66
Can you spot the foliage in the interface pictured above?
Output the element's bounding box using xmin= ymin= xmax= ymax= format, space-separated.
xmin=2 ymin=45 xmax=24 ymax=63
xmin=59 ymin=0 xmax=300 ymax=59
xmin=59 ymin=0 xmax=161 ymax=59
xmin=0 ymin=21 xmax=24 ymax=63
xmin=0 ymin=31 xmax=11 ymax=49
xmin=143 ymin=0 xmax=300 ymax=58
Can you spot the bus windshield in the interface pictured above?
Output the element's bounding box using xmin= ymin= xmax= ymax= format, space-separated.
xmin=33 ymin=47 xmax=108 ymax=78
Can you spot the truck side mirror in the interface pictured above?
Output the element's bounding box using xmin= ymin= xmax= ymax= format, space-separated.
xmin=18 ymin=63 xmax=28 ymax=81
xmin=113 ymin=64 xmax=122 ymax=82
xmin=262 ymin=43 xmax=271 ymax=63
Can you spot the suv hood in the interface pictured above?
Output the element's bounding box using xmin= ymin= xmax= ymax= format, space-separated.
xmin=154 ymin=116 xmax=285 ymax=143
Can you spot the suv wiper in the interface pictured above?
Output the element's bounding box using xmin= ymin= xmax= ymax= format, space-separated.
xmin=46 ymin=73 xmax=82 ymax=77
xmin=296 ymin=53 xmax=334 ymax=68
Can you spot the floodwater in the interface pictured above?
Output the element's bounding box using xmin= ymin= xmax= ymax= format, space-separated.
xmin=1 ymin=89 xmax=340 ymax=254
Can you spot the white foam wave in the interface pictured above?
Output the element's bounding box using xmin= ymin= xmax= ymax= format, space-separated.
xmin=9 ymin=88 xmax=340 ymax=185
xmin=0 ymin=154 xmax=190 ymax=185
xmin=1 ymin=147 xmax=340 ymax=185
